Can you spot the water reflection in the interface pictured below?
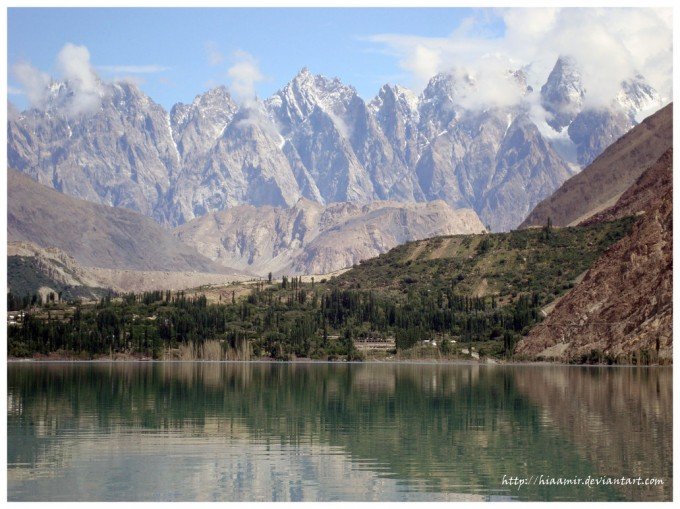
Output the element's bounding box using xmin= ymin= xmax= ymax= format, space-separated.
xmin=7 ymin=362 xmax=672 ymax=501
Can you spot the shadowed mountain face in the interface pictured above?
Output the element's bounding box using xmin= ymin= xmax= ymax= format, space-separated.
xmin=7 ymin=169 xmax=224 ymax=273
xmin=7 ymin=59 xmax=664 ymax=232
xmin=519 ymin=103 xmax=672 ymax=229
xmin=8 ymin=363 xmax=672 ymax=501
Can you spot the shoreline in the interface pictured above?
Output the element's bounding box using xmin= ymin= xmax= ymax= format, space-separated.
xmin=6 ymin=357 xmax=670 ymax=368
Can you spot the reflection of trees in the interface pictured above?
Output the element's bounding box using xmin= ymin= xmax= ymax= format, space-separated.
xmin=8 ymin=363 xmax=671 ymax=501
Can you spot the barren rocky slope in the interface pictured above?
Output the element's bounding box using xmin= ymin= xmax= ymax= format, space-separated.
xmin=519 ymin=103 xmax=672 ymax=228
xmin=173 ymin=199 xmax=485 ymax=276
xmin=581 ymin=148 xmax=673 ymax=225
xmin=8 ymin=241 xmax=111 ymax=300
xmin=514 ymin=149 xmax=673 ymax=363
xmin=8 ymin=241 xmax=251 ymax=296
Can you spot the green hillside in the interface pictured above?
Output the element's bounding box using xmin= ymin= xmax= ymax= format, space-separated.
xmin=8 ymin=256 xmax=109 ymax=305
xmin=336 ymin=217 xmax=634 ymax=303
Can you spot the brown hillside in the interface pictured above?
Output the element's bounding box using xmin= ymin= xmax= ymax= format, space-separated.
xmin=8 ymin=169 xmax=227 ymax=273
xmin=580 ymin=148 xmax=672 ymax=225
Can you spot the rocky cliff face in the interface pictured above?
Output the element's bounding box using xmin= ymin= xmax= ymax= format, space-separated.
xmin=540 ymin=56 xmax=585 ymax=132
xmin=514 ymin=149 xmax=673 ymax=363
xmin=8 ymin=80 xmax=180 ymax=224
xmin=582 ymin=148 xmax=673 ymax=225
xmin=173 ymin=199 xmax=485 ymax=275
xmin=9 ymin=58 xmax=663 ymax=233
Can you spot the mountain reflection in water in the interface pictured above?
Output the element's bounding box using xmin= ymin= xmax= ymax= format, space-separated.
xmin=7 ymin=362 xmax=672 ymax=501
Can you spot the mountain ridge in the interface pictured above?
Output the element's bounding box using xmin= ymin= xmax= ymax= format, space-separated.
xmin=7 ymin=168 xmax=231 ymax=273
xmin=173 ymin=198 xmax=486 ymax=276
xmin=9 ymin=57 xmax=664 ymax=232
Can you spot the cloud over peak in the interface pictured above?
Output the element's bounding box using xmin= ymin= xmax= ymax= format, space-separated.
xmin=367 ymin=7 xmax=672 ymax=110
xmin=55 ymin=43 xmax=102 ymax=116
xmin=11 ymin=43 xmax=171 ymax=117
xmin=98 ymin=65 xmax=171 ymax=74
xmin=227 ymin=50 xmax=264 ymax=105
xmin=12 ymin=61 xmax=51 ymax=108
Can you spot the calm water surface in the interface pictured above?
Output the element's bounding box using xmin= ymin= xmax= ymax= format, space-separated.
xmin=7 ymin=362 xmax=672 ymax=501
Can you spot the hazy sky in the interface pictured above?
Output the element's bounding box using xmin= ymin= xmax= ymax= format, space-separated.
xmin=8 ymin=7 xmax=672 ymax=111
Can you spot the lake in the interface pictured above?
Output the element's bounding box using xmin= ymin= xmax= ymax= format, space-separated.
xmin=6 ymin=361 xmax=672 ymax=501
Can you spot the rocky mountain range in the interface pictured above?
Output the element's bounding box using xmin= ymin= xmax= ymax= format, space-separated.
xmin=8 ymin=165 xmax=484 ymax=278
xmin=540 ymin=56 xmax=661 ymax=167
xmin=8 ymin=57 xmax=665 ymax=234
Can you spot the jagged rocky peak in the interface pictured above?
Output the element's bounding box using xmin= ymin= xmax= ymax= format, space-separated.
xmin=420 ymin=72 xmax=462 ymax=108
xmin=416 ymin=68 xmax=528 ymax=128
xmin=418 ymin=72 xmax=462 ymax=138
xmin=542 ymin=56 xmax=661 ymax=129
xmin=368 ymin=83 xmax=423 ymax=180
xmin=266 ymin=67 xmax=358 ymax=131
xmin=223 ymin=103 xmax=285 ymax=145
xmin=541 ymin=55 xmax=585 ymax=132
xmin=617 ymin=73 xmax=662 ymax=118
xmin=9 ymin=59 xmax=670 ymax=236
xmin=509 ymin=68 xmax=533 ymax=94
xmin=540 ymin=55 xmax=663 ymax=166
xmin=370 ymin=83 xmax=419 ymax=119
xmin=37 ymin=78 xmax=99 ymax=115
xmin=170 ymin=85 xmax=237 ymax=140
xmin=8 ymin=76 xmax=179 ymax=222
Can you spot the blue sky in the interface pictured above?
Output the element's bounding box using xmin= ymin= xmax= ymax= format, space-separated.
xmin=8 ymin=7 xmax=484 ymax=110
xmin=8 ymin=8 xmax=672 ymax=113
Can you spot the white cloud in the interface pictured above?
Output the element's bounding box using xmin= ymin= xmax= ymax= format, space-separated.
xmin=12 ymin=61 xmax=50 ymax=108
xmin=8 ymin=86 xmax=24 ymax=95
xmin=233 ymin=108 xmax=282 ymax=140
xmin=98 ymin=65 xmax=170 ymax=74
xmin=227 ymin=50 xmax=264 ymax=105
xmin=205 ymin=41 xmax=224 ymax=67
xmin=403 ymin=45 xmax=442 ymax=89
xmin=12 ymin=44 xmax=173 ymax=116
xmin=11 ymin=43 xmax=164 ymax=116
xmin=367 ymin=7 xmax=672 ymax=109
xmin=56 ymin=43 xmax=103 ymax=116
